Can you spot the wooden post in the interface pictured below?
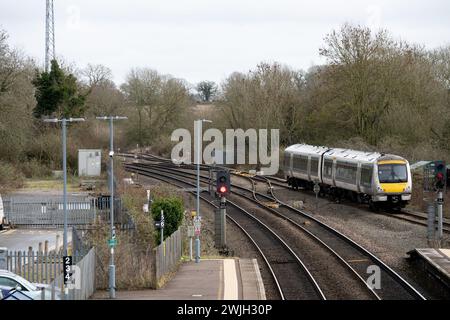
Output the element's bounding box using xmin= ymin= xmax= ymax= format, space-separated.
xmin=27 ymin=247 xmax=32 ymax=282
xmin=51 ymin=280 xmax=56 ymax=300
xmin=45 ymin=241 xmax=49 ymax=284
xmin=56 ymin=234 xmax=60 ymax=253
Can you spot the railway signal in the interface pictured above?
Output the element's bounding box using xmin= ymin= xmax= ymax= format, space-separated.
xmin=434 ymin=161 xmax=446 ymax=191
xmin=216 ymin=170 xmax=231 ymax=196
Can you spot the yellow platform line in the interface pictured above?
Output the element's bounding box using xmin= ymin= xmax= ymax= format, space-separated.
xmin=223 ymin=259 xmax=239 ymax=300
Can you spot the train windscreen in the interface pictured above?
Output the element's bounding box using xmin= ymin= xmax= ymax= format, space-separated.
xmin=378 ymin=164 xmax=408 ymax=183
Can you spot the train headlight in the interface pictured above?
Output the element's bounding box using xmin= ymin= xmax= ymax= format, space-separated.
xmin=403 ymin=186 xmax=411 ymax=193
xmin=377 ymin=186 xmax=384 ymax=192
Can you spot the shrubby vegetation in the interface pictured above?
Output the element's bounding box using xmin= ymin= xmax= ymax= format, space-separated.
xmin=151 ymin=197 xmax=184 ymax=244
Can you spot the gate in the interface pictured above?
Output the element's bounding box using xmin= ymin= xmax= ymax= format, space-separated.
xmin=3 ymin=196 xmax=124 ymax=228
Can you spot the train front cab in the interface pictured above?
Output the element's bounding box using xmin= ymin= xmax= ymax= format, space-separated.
xmin=371 ymin=159 xmax=412 ymax=210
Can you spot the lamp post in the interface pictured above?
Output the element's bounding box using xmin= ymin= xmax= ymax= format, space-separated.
xmin=43 ymin=117 xmax=85 ymax=256
xmin=195 ymin=119 xmax=212 ymax=263
xmin=96 ymin=116 xmax=127 ymax=299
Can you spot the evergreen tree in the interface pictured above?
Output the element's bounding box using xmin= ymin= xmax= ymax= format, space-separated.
xmin=32 ymin=60 xmax=86 ymax=118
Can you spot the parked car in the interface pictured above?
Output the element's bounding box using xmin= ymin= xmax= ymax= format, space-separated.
xmin=1 ymin=289 xmax=34 ymax=300
xmin=0 ymin=270 xmax=62 ymax=300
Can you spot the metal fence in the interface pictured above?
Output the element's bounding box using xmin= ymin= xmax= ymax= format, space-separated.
xmin=3 ymin=196 xmax=125 ymax=228
xmin=154 ymin=228 xmax=182 ymax=286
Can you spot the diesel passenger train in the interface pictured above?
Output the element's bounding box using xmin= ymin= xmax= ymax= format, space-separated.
xmin=283 ymin=144 xmax=412 ymax=210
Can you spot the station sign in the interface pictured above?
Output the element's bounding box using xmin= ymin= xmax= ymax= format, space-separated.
xmin=63 ymin=256 xmax=73 ymax=285
xmin=194 ymin=217 xmax=201 ymax=236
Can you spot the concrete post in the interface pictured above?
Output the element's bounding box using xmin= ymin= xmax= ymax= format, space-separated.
xmin=220 ymin=196 xmax=226 ymax=247
xmin=437 ymin=191 xmax=444 ymax=242
xmin=427 ymin=201 xmax=435 ymax=245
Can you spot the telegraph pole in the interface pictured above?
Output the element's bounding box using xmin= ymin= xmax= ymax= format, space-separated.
xmin=96 ymin=116 xmax=127 ymax=299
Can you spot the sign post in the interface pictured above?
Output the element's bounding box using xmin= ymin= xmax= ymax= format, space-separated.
xmin=313 ymin=182 xmax=320 ymax=210
xmin=160 ymin=210 xmax=165 ymax=266
xmin=194 ymin=215 xmax=201 ymax=262
xmin=63 ymin=255 xmax=72 ymax=300
xmin=187 ymin=226 xmax=194 ymax=261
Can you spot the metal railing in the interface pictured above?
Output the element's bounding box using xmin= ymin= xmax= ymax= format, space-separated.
xmin=3 ymin=196 xmax=125 ymax=228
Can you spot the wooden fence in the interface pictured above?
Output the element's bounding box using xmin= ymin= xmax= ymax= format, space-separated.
xmin=6 ymin=249 xmax=82 ymax=285
xmin=4 ymin=247 xmax=95 ymax=300
xmin=51 ymin=247 xmax=96 ymax=300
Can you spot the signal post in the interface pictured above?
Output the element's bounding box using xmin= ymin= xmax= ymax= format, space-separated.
xmin=215 ymin=170 xmax=230 ymax=251
xmin=424 ymin=161 xmax=446 ymax=246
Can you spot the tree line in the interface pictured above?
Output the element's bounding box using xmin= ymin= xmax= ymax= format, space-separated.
xmin=0 ymin=23 xmax=449 ymax=189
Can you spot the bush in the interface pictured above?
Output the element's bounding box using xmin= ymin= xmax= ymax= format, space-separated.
xmin=122 ymin=188 xmax=155 ymax=248
xmin=20 ymin=159 xmax=52 ymax=178
xmin=151 ymin=197 xmax=184 ymax=244
xmin=0 ymin=161 xmax=25 ymax=191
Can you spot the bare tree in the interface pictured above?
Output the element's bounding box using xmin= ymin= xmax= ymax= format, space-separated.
xmin=218 ymin=63 xmax=306 ymax=145
xmin=82 ymin=63 xmax=113 ymax=88
xmin=121 ymin=68 xmax=190 ymax=147
xmin=0 ymin=30 xmax=23 ymax=95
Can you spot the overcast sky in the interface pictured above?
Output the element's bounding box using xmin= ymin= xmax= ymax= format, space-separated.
xmin=1 ymin=0 xmax=449 ymax=87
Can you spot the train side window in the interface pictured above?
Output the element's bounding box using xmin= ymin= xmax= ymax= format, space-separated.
xmin=361 ymin=166 xmax=373 ymax=188
xmin=293 ymin=155 xmax=300 ymax=171
xmin=336 ymin=161 xmax=357 ymax=184
xmin=310 ymin=157 xmax=319 ymax=176
xmin=293 ymin=155 xmax=308 ymax=172
xmin=323 ymin=159 xmax=333 ymax=178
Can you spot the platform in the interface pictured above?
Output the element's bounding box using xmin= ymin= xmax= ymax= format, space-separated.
xmin=409 ymin=248 xmax=450 ymax=289
xmin=92 ymin=259 xmax=266 ymax=300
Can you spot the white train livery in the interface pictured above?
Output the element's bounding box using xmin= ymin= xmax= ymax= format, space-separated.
xmin=283 ymin=144 xmax=412 ymax=210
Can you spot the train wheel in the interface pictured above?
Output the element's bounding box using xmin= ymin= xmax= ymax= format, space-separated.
xmin=369 ymin=200 xmax=380 ymax=212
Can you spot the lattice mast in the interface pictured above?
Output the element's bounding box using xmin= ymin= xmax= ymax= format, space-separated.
xmin=45 ymin=0 xmax=56 ymax=72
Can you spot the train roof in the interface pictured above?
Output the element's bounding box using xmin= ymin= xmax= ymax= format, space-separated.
xmin=323 ymin=148 xmax=382 ymax=163
xmin=284 ymin=144 xmax=329 ymax=156
xmin=285 ymin=144 xmax=408 ymax=164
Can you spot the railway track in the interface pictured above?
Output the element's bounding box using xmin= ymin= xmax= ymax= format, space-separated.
xmin=123 ymin=157 xmax=426 ymax=300
xmin=125 ymin=164 xmax=325 ymax=300
xmin=258 ymin=175 xmax=450 ymax=233
xmin=122 ymin=152 xmax=449 ymax=232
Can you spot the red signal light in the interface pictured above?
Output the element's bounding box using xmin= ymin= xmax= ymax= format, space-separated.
xmin=437 ymin=172 xmax=444 ymax=180
xmin=219 ymin=186 xmax=227 ymax=194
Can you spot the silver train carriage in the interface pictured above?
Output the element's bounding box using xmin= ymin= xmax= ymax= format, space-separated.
xmin=283 ymin=144 xmax=412 ymax=210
